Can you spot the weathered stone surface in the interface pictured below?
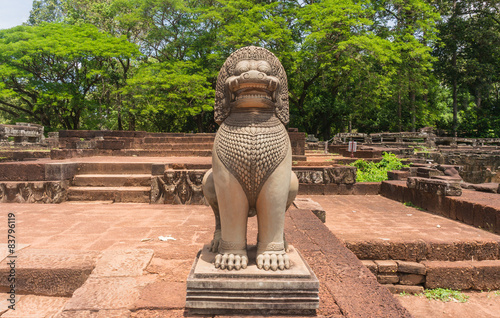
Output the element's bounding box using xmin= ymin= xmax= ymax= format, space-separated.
xmin=385 ymin=284 xmax=424 ymax=295
xmin=396 ymin=260 xmax=426 ymax=275
xmin=1 ymin=295 xmax=68 ymax=318
xmin=417 ymin=167 xmax=444 ymax=178
xmin=399 ymin=274 xmax=425 ymax=285
xmin=45 ymin=163 xmax=78 ymax=181
xmin=68 ymin=186 xmax=150 ymax=203
xmin=374 ymin=260 xmax=398 ymax=273
xmin=0 ymin=181 xmax=69 ymax=203
xmin=423 ymin=261 xmax=474 ymax=289
xmin=388 ymin=170 xmax=410 ymax=181
xmin=0 ymin=163 xmax=45 ymax=181
xmin=91 ymin=249 xmax=154 ymax=277
xmin=352 ymin=182 xmax=380 ymax=195
xmin=151 ymin=170 xmax=207 ymax=205
xmin=133 ymin=281 xmax=185 ymax=310
xmin=63 ymin=276 xmax=156 ymax=311
xmin=360 ymin=260 xmax=377 ymax=275
xmin=294 ymin=166 xmax=356 ymax=185
xmin=0 ymin=123 xmax=44 ymax=143
xmin=377 ymin=274 xmax=399 ymax=284
xmin=293 ymin=198 xmax=325 ymax=223
xmin=186 ymin=245 xmax=319 ymax=314
xmin=59 ymin=310 xmax=131 ymax=318
xmin=407 ymin=177 xmax=462 ymax=196
xmin=462 ymin=182 xmax=499 ymax=194
xmin=0 ymin=249 xmax=97 ymax=296
xmin=471 ymin=260 xmax=500 ymax=290
xmin=0 ymin=294 xmax=22 ymax=315
xmin=72 ymin=175 xmax=151 ymax=187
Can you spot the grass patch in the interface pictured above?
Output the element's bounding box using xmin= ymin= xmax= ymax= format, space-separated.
xmin=423 ymin=288 xmax=469 ymax=303
xmin=350 ymin=152 xmax=409 ymax=182
xmin=403 ymin=202 xmax=426 ymax=211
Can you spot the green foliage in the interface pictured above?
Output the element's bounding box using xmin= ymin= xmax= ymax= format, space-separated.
xmin=351 ymin=152 xmax=409 ymax=182
xmin=403 ymin=201 xmax=425 ymax=211
xmin=423 ymin=288 xmax=469 ymax=303
xmin=0 ymin=23 xmax=139 ymax=129
xmin=0 ymin=0 xmax=497 ymax=136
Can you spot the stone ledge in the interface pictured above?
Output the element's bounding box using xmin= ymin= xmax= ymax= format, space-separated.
xmin=407 ymin=177 xmax=462 ymax=196
xmin=381 ymin=180 xmax=500 ymax=234
xmin=360 ymin=259 xmax=500 ymax=291
xmin=0 ymin=249 xmax=98 ymax=296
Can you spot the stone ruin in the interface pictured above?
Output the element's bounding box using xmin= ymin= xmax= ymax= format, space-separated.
xmin=0 ymin=123 xmax=44 ymax=144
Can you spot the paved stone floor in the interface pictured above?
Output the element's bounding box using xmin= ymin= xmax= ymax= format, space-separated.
xmin=0 ymin=195 xmax=499 ymax=317
xmin=310 ymin=195 xmax=500 ymax=243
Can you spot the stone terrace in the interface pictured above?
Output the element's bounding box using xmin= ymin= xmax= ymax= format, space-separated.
xmin=0 ymin=202 xmax=411 ymax=317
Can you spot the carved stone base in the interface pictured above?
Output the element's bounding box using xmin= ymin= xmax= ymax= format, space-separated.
xmin=186 ymin=245 xmax=319 ymax=315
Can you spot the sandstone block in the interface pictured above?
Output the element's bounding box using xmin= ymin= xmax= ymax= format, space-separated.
xmin=360 ymin=260 xmax=377 ymax=275
xmin=396 ymin=261 xmax=426 ymax=275
xmin=399 ymin=274 xmax=425 ymax=285
xmin=387 ymin=170 xmax=409 ymax=181
xmin=471 ymin=260 xmax=500 ymax=290
xmin=423 ymin=261 xmax=474 ymax=290
xmin=385 ymin=284 xmax=424 ymax=295
xmin=374 ymin=260 xmax=397 ymax=273
xmin=91 ymin=249 xmax=154 ymax=277
xmin=377 ymin=274 xmax=399 ymax=284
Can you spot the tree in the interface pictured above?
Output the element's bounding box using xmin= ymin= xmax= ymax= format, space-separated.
xmin=0 ymin=23 xmax=139 ymax=129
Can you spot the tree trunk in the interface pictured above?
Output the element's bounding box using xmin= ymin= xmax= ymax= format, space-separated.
xmin=128 ymin=113 xmax=136 ymax=131
xmin=398 ymin=92 xmax=402 ymax=132
xmin=410 ymin=90 xmax=416 ymax=132
xmin=197 ymin=113 xmax=204 ymax=133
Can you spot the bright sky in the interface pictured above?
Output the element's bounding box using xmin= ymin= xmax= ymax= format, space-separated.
xmin=0 ymin=0 xmax=33 ymax=30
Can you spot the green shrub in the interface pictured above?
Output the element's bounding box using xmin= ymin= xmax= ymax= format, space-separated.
xmin=350 ymin=152 xmax=409 ymax=182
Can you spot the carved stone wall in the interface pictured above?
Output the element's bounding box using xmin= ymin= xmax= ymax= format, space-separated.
xmin=423 ymin=151 xmax=500 ymax=184
xmin=406 ymin=177 xmax=462 ymax=196
xmin=151 ymin=170 xmax=208 ymax=205
xmin=0 ymin=181 xmax=69 ymax=203
xmin=294 ymin=166 xmax=356 ymax=185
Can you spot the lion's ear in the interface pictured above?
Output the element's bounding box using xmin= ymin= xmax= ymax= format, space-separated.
xmin=275 ymin=65 xmax=289 ymax=125
xmin=214 ymin=67 xmax=230 ymax=125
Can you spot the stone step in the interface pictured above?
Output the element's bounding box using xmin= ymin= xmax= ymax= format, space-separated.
xmin=143 ymin=136 xmax=215 ymax=144
xmin=67 ymin=186 xmax=150 ymax=203
xmin=119 ymin=150 xmax=213 ymax=157
xmin=72 ymin=174 xmax=151 ymax=187
xmin=0 ymin=249 xmax=98 ymax=296
xmin=51 ymin=149 xmax=213 ymax=159
xmin=362 ymin=259 xmax=500 ymax=291
xmin=77 ymin=163 xmax=152 ymax=175
xmin=140 ymin=143 xmax=213 ymax=150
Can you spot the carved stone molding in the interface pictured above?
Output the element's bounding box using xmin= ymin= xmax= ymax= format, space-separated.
xmin=0 ymin=181 xmax=69 ymax=203
xmin=151 ymin=170 xmax=208 ymax=205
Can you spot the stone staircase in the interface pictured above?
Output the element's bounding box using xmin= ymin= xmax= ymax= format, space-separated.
xmin=67 ymin=163 xmax=152 ymax=203
xmin=53 ymin=133 xmax=215 ymax=159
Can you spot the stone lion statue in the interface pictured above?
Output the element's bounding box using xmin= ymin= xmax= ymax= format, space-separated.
xmin=203 ymin=46 xmax=298 ymax=271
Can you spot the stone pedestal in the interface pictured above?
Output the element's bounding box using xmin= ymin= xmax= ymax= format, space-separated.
xmin=186 ymin=245 xmax=319 ymax=315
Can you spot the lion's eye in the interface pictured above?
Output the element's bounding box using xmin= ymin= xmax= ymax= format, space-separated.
xmin=256 ymin=61 xmax=271 ymax=73
xmin=234 ymin=61 xmax=250 ymax=75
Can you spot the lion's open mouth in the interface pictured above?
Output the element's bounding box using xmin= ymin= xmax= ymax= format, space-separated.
xmin=226 ymin=71 xmax=279 ymax=104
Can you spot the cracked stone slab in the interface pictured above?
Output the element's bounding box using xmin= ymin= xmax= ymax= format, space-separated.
xmin=63 ymin=276 xmax=156 ymax=311
xmin=0 ymin=294 xmax=22 ymax=315
xmin=59 ymin=309 xmax=131 ymax=318
xmin=0 ymin=249 xmax=98 ymax=296
xmin=0 ymin=244 xmax=30 ymax=262
xmin=91 ymin=249 xmax=154 ymax=277
xmin=1 ymin=295 xmax=69 ymax=317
